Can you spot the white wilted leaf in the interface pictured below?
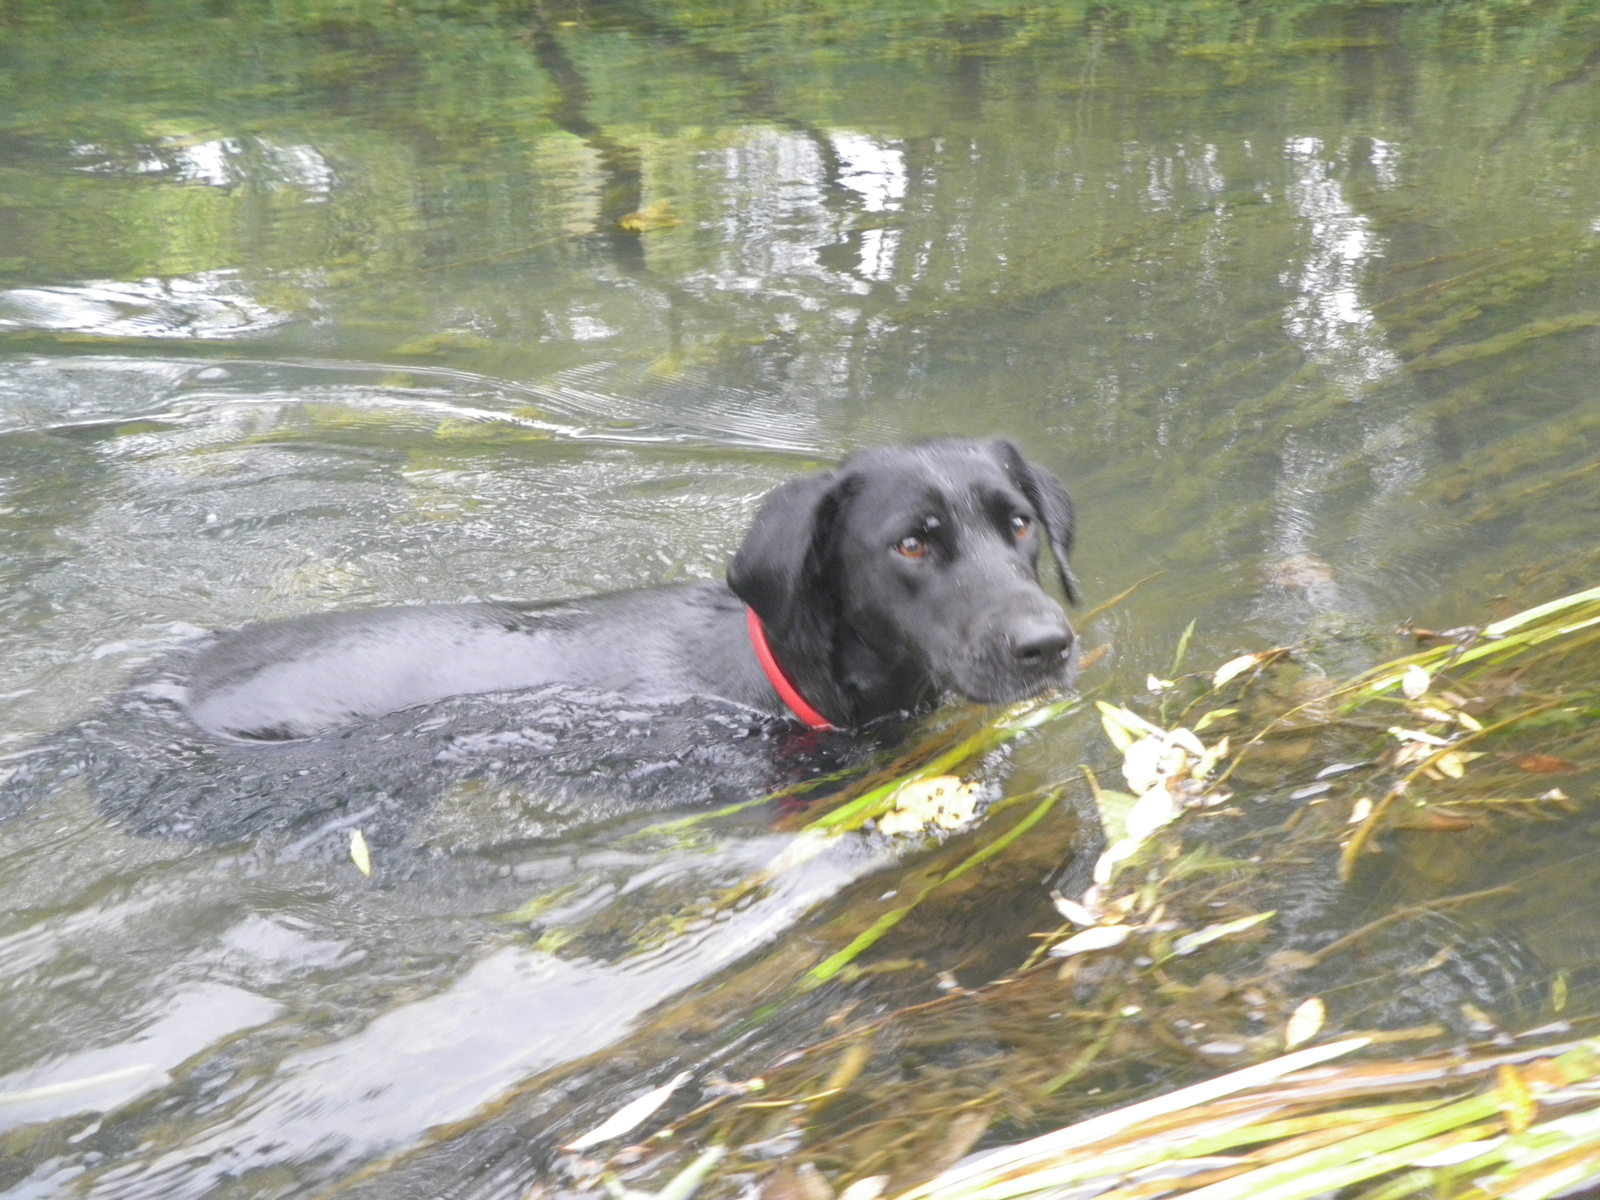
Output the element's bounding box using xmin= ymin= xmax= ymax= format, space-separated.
xmin=1051 ymin=892 xmax=1099 ymax=927
xmin=1401 ymin=664 xmax=1431 ymax=700
xmin=1348 ymin=797 xmax=1373 ymax=824
xmin=1123 ymin=785 xmax=1180 ymax=841
xmin=1213 ymin=653 xmax=1267 ymax=688
xmin=1120 ymin=734 xmax=1167 ymax=795
xmin=1094 ymin=838 xmax=1145 ymax=889
xmin=1048 ymin=924 xmax=1132 ymax=959
xmin=1315 ymin=761 xmax=1368 ymax=779
xmin=1394 ymin=742 xmax=1434 ymax=768
xmin=1169 ymin=911 xmax=1276 ymax=958
xmin=1389 ymin=726 xmax=1452 ymax=747
xmin=1167 ymin=727 xmax=1207 ymax=757
xmin=1284 ymin=996 xmax=1326 ymax=1050
xmin=1093 ymin=837 xmax=1140 ymax=885
xmin=349 ymin=829 xmax=372 ymax=876
xmin=559 ymin=1070 xmax=691 ymax=1152
xmin=835 ymin=1177 xmax=887 ymax=1200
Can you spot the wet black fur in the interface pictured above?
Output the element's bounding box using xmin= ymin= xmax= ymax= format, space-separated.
xmin=185 ymin=437 xmax=1078 ymax=741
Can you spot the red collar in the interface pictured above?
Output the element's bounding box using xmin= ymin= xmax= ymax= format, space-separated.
xmin=744 ymin=607 xmax=836 ymax=731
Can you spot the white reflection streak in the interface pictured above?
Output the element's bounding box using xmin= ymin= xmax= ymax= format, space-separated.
xmin=831 ymin=132 xmax=906 ymax=282
xmin=1261 ymin=139 xmax=1411 ymax=623
xmin=831 ymin=131 xmax=906 ymax=213
xmin=70 ymin=135 xmax=337 ymax=196
xmin=714 ymin=130 xmax=830 ymax=293
xmin=1280 ymin=135 xmax=1400 ymax=398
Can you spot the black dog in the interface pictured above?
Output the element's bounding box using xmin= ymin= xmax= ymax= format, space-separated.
xmin=185 ymin=438 xmax=1078 ymax=742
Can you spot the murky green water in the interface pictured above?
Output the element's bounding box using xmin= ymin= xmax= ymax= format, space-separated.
xmin=2 ymin=2 xmax=1599 ymax=1196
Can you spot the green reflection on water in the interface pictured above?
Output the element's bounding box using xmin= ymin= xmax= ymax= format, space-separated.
xmin=3 ymin=1 xmax=1600 ymax=1196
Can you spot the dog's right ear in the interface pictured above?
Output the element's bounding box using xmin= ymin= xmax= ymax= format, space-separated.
xmin=727 ymin=468 xmax=842 ymax=638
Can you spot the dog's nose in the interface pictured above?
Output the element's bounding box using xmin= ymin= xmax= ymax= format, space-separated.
xmin=1008 ymin=617 xmax=1074 ymax=668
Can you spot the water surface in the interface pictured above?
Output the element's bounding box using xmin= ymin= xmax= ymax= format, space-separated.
xmin=2 ymin=3 xmax=1599 ymax=1196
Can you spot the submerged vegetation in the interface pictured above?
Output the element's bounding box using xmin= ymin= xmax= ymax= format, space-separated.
xmin=4 ymin=1 xmax=1600 ymax=1195
xmin=551 ymin=585 xmax=1600 ymax=1200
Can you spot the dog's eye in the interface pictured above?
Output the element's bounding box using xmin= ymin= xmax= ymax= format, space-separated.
xmin=895 ymin=535 xmax=928 ymax=559
xmin=1010 ymin=514 xmax=1033 ymax=540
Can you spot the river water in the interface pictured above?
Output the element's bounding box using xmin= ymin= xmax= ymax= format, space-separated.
xmin=2 ymin=3 xmax=1598 ymax=1197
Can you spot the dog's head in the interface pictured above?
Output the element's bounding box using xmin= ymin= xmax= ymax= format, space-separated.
xmin=728 ymin=437 xmax=1078 ymax=725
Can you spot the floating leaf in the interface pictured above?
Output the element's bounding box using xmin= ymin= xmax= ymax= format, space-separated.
xmin=1315 ymin=761 xmax=1369 ymax=779
xmin=835 ymin=1177 xmax=887 ymax=1200
xmin=1395 ymin=741 xmax=1435 ymax=768
xmin=1123 ymin=784 xmax=1180 ymax=841
xmin=1213 ymin=647 xmax=1290 ymax=687
xmin=1171 ymin=618 xmax=1197 ymax=673
xmin=1348 ymin=797 xmax=1373 ymax=824
xmin=1169 ymin=911 xmax=1275 ymax=958
xmin=1284 ymin=996 xmax=1326 ymax=1050
xmin=1389 ymin=726 xmax=1453 ymax=747
xmin=1193 ymin=707 xmax=1238 ymax=732
xmin=1120 ymin=727 xmax=1209 ymax=796
xmin=1213 ymin=653 xmax=1265 ymax=688
xmin=1051 ymin=892 xmax=1099 ymax=927
xmin=877 ymin=776 xmax=981 ymax=835
xmin=349 ymin=829 xmax=372 ymax=876
xmin=1402 ymin=664 xmax=1432 ymax=699
xmin=560 ymin=1070 xmax=691 ymax=1152
xmin=617 ymin=200 xmax=680 ymax=233
xmin=656 ymin=1145 xmax=726 ymax=1200
xmin=1120 ymin=734 xmax=1169 ymax=795
xmin=1048 ymin=924 xmax=1132 ymax=959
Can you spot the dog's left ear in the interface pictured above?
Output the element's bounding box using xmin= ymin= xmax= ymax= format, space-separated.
xmin=990 ymin=439 xmax=1080 ymax=605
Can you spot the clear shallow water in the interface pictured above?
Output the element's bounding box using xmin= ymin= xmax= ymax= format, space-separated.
xmin=2 ymin=2 xmax=1600 ymax=1195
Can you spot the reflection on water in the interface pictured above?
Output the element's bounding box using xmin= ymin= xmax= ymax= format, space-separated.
xmin=0 ymin=274 xmax=292 ymax=339
xmin=69 ymin=135 xmax=336 ymax=196
xmin=1281 ymin=135 xmax=1402 ymax=395
xmin=0 ymin=984 xmax=283 ymax=1133
xmin=3 ymin=1 xmax=1600 ymax=1196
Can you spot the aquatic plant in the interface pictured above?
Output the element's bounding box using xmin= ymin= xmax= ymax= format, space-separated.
xmin=558 ymin=583 xmax=1599 ymax=1200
